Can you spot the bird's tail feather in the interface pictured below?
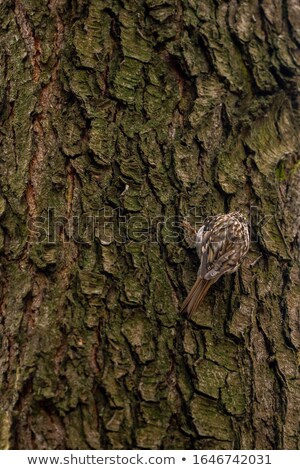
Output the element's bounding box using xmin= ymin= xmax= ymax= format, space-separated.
xmin=181 ymin=278 xmax=213 ymax=317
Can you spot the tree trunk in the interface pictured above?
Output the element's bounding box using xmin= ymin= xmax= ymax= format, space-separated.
xmin=0 ymin=0 xmax=299 ymax=450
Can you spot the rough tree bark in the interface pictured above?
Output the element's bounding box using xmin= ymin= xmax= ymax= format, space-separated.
xmin=0 ymin=0 xmax=299 ymax=450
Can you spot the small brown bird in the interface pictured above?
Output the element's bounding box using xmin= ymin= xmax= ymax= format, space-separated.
xmin=181 ymin=212 xmax=250 ymax=316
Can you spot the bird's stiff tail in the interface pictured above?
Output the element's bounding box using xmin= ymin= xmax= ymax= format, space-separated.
xmin=180 ymin=278 xmax=213 ymax=317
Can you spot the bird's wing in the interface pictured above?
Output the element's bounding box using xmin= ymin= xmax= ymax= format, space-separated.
xmin=204 ymin=248 xmax=238 ymax=279
xmin=201 ymin=217 xmax=248 ymax=280
xmin=198 ymin=221 xmax=229 ymax=278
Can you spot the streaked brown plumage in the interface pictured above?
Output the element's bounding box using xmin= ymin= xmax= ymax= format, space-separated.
xmin=181 ymin=212 xmax=250 ymax=317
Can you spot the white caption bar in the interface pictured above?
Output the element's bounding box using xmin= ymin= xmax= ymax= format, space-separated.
xmin=0 ymin=450 xmax=299 ymax=469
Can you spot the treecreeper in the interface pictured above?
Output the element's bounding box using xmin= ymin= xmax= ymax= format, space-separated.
xmin=181 ymin=212 xmax=250 ymax=316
